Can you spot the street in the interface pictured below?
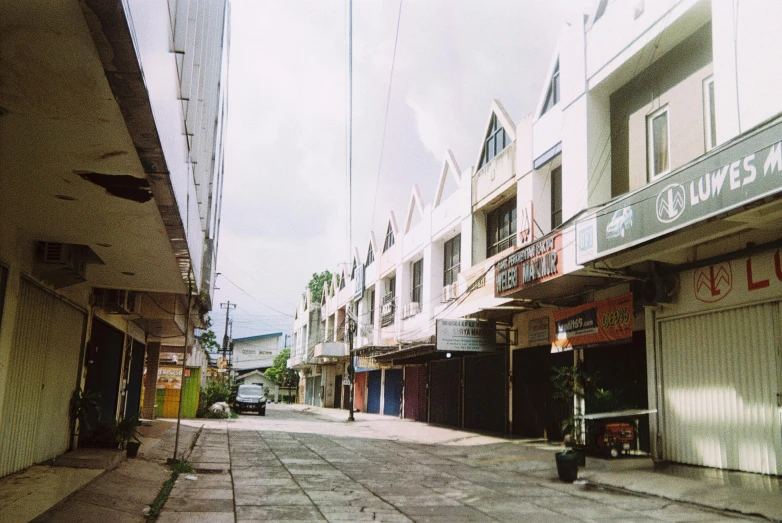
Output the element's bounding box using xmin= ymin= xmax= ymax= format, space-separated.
xmin=162 ymin=404 xmax=764 ymax=522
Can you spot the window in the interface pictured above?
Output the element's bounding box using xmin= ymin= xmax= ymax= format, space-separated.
xmin=339 ymin=272 xmax=345 ymax=290
xmin=366 ymin=243 xmax=374 ymax=265
xmin=369 ymin=288 xmax=376 ymax=324
xmin=443 ymin=235 xmax=461 ymax=286
xmin=388 ymin=276 xmax=396 ymax=297
xmin=551 ymin=166 xmax=563 ymax=229
xmin=411 ymin=259 xmax=423 ymax=304
xmin=647 ymin=106 xmax=670 ymax=180
xmin=478 ymin=114 xmax=509 ymax=169
xmin=383 ymin=223 xmax=395 ymax=252
xmin=541 ymin=60 xmax=560 ymax=115
xmin=486 ymin=198 xmax=517 ymax=257
xmin=351 ymin=260 xmax=357 ymax=280
xmin=704 ymin=77 xmax=717 ymax=151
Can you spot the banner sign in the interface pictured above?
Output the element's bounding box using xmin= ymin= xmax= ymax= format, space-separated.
xmin=352 ymin=264 xmax=365 ymax=300
xmin=436 ymin=319 xmax=496 ymax=352
xmin=552 ymin=293 xmax=633 ymax=351
xmin=528 ymin=317 xmax=550 ymax=345
xmin=576 ymin=119 xmax=782 ymax=264
xmin=496 ymin=233 xmax=562 ymax=297
xmin=157 ymin=366 xmax=183 ymax=389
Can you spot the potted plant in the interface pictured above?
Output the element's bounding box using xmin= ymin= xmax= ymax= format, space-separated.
xmin=113 ymin=412 xmax=143 ymax=457
xmin=69 ymin=387 xmax=100 ymax=445
xmin=551 ymin=364 xmax=598 ymax=479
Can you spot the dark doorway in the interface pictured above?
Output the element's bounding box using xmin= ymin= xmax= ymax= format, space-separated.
xmin=464 ymin=352 xmax=506 ymax=434
xmin=429 ymin=358 xmax=460 ymax=427
xmin=124 ymin=339 xmax=146 ymax=418
xmin=84 ymin=319 xmax=124 ymax=424
xmin=334 ymin=374 xmax=343 ymax=409
xmin=403 ymin=365 xmax=427 ymax=422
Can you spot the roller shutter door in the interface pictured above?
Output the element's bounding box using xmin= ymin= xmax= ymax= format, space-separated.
xmin=429 ymin=359 xmax=460 ymax=427
xmin=404 ymin=365 xmax=427 ymax=422
xmin=383 ymin=369 xmax=402 ymax=416
xmin=464 ymin=353 xmax=505 ymax=434
xmin=366 ymin=370 xmax=381 ymax=414
xmin=0 ymin=279 xmax=85 ymax=477
xmin=658 ymin=302 xmax=782 ymax=474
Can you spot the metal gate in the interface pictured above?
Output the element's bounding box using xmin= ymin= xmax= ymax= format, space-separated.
xmin=312 ymin=375 xmax=322 ymax=406
xmin=464 ymin=352 xmax=505 ymax=434
xmin=334 ymin=375 xmax=342 ymax=409
xmin=658 ymin=302 xmax=782 ymax=474
xmin=84 ymin=319 xmax=124 ymax=424
xmin=0 ymin=279 xmax=85 ymax=478
xmin=383 ymin=369 xmax=402 ymax=416
xmin=354 ymin=372 xmax=367 ymax=412
xmin=366 ymin=370 xmax=382 ymax=414
xmin=429 ymin=358 xmax=460 ymax=427
xmin=404 ymin=365 xmax=427 ymax=421
xmin=305 ymin=377 xmax=314 ymax=405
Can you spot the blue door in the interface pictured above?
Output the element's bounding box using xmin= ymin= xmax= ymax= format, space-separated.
xmin=366 ymin=370 xmax=382 ymax=414
xmin=383 ymin=369 xmax=402 ymax=416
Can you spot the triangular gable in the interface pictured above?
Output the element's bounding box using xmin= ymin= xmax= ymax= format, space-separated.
xmin=403 ymin=185 xmax=425 ymax=233
xmin=382 ymin=211 xmax=399 ymax=253
xmin=534 ymin=33 xmax=565 ymax=119
xmin=473 ymin=99 xmax=517 ymax=171
xmin=321 ymin=282 xmax=328 ymax=303
xmin=366 ymin=232 xmax=377 ymax=265
xmin=433 ymin=150 xmax=462 ymax=207
xmin=351 ymin=248 xmax=361 ymax=278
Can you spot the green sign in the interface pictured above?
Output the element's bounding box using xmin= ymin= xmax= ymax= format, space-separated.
xmin=576 ymin=118 xmax=782 ymax=264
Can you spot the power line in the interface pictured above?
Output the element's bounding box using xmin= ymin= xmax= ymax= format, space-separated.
xmin=221 ymin=275 xmax=294 ymax=317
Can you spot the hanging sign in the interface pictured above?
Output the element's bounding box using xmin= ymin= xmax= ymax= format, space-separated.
xmin=496 ymin=232 xmax=562 ymax=296
xmin=436 ymin=319 xmax=496 ymax=352
xmin=552 ymin=293 xmax=633 ymax=352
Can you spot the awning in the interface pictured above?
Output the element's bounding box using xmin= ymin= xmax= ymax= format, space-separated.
xmin=350 ymin=345 xmax=397 ymax=357
xmin=374 ymin=344 xmax=437 ymax=364
xmin=448 ymin=295 xmax=516 ymax=318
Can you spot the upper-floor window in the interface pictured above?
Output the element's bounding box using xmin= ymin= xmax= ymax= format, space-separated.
xmin=647 ymin=105 xmax=670 ymax=180
xmin=366 ymin=243 xmax=375 ymax=265
xmin=368 ymin=288 xmax=376 ymax=324
xmin=351 ymin=260 xmax=357 ymax=280
xmin=444 ymin=235 xmax=461 ymax=286
xmin=551 ymin=166 xmax=563 ymax=229
xmin=478 ymin=114 xmax=509 ymax=170
xmin=339 ymin=272 xmax=345 ymax=290
xmin=411 ymin=259 xmax=423 ymax=304
xmin=541 ymin=60 xmax=560 ymax=115
xmin=703 ymin=77 xmax=717 ymax=152
xmin=388 ymin=276 xmax=396 ymax=297
xmin=487 ymin=198 xmax=517 ymax=258
xmin=383 ymin=223 xmax=395 ymax=252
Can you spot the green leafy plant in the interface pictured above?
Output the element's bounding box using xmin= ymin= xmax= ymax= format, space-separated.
xmin=113 ymin=412 xmax=143 ymax=449
xmin=70 ymin=387 xmax=100 ymax=436
xmin=196 ymin=380 xmax=232 ymax=418
xmin=551 ymin=365 xmax=599 ymax=446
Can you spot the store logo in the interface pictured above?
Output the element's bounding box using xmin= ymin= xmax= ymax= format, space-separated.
xmin=656 ymin=183 xmax=686 ymax=223
xmin=694 ymin=262 xmax=732 ymax=303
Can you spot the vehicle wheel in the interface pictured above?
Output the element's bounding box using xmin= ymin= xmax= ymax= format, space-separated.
xmin=259 ymin=408 xmax=266 ymax=416
xmin=609 ymin=447 xmax=620 ymax=458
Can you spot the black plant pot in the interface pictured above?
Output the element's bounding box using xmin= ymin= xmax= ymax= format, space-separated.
xmin=126 ymin=441 xmax=141 ymax=458
xmin=555 ymin=451 xmax=579 ymax=482
xmin=573 ymin=445 xmax=587 ymax=467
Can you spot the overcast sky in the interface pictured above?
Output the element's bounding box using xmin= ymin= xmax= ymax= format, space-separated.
xmin=211 ymin=0 xmax=590 ymax=341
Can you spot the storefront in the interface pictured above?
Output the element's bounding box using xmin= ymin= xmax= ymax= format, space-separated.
xmin=403 ymin=365 xmax=427 ymax=421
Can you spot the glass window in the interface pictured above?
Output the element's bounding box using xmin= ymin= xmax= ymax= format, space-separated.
xmin=366 ymin=244 xmax=374 ymax=265
xmin=486 ymin=199 xmax=517 ymax=257
xmin=368 ymin=289 xmax=375 ymax=324
xmin=541 ymin=60 xmax=560 ymax=115
xmin=444 ymin=235 xmax=461 ymax=286
xmin=478 ymin=114 xmax=510 ymax=169
xmin=412 ymin=260 xmax=423 ymax=304
xmin=551 ymin=166 xmax=563 ymax=228
xmin=383 ymin=223 xmax=395 ymax=252
xmin=339 ymin=273 xmax=345 ymax=290
xmin=648 ymin=106 xmax=670 ymax=180
xmin=704 ymin=77 xmax=717 ymax=151
xmin=351 ymin=260 xmax=357 ymax=280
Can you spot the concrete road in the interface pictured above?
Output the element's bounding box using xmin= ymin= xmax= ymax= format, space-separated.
xmin=163 ymin=404 xmax=764 ymax=522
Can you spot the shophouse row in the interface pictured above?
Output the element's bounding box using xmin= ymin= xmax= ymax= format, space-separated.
xmin=0 ymin=0 xmax=229 ymax=478
xmin=290 ymin=0 xmax=782 ymax=477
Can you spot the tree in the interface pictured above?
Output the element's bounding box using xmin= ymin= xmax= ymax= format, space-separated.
xmin=308 ymin=270 xmax=332 ymax=304
xmin=265 ymin=347 xmax=298 ymax=388
xmin=198 ymin=329 xmax=221 ymax=353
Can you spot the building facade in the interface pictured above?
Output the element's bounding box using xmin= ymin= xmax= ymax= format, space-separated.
xmin=290 ymin=0 xmax=782 ymax=476
xmin=0 ymin=0 xmax=229 ymax=478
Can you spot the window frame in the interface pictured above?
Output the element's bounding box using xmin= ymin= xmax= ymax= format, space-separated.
xmin=368 ymin=288 xmax=376 ymax=324
xmin=383 ymin=223 xmax=395 ymax=252
xmin=443 ymin=235 xmax=461 ymax=286
xmin=551 ymin=166 xmax=563 ymax=229
xmin=647 ymin=105 xmax=671 ymax=181
xmin=411 ymin=259 xmax=423 ymax=304
xmin=541 ymin=60 xmax=560 ymax=115
xmin=366 ymin=244 xmax=374 ymax=265
xmin=703 ymin=76 xmax=717 ymax=152
xmin=486 ymin=198 xmax=518 ymax=258
xmin=478 ymin=114 xmax=508 ymax=169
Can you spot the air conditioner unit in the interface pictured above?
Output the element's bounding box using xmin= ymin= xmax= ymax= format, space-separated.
xmin=93 ymin=288 xmax=138 ymax=315
xmin=408 ymin=302 xmax=420 ymax=317
xmin=442 ymin=283 xmax=457 ymax=302
xmin=34 ymin=242 xmax=87 ymax=289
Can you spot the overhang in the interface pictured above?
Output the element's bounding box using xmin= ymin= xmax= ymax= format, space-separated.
xmin=374 ymin=344 xmax=437 ymax=364
xmin=313 ymin=342 xmax=348 ymax=359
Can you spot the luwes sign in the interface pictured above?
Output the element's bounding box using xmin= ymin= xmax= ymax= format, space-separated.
xmin=576 ymin=119 xmax=782 ymax=264
xmin=436 ymin=319 xmax=496 ymax=352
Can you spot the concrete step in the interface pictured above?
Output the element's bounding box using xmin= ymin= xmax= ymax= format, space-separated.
xmin=51 ymin=448 xmax=125 ymax=470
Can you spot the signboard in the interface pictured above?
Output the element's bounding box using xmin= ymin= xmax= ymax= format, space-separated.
xmin=157 ymin=366 xmax=183 ymax=389
xmin=352 ymin=264 xmax=365 ymax=300
xmin=576 ymin=119 xmax=782 ymax=264
xmin=380 ymin=293 xmax=395 ymax=327
xmin=496 ymin=233 xmax=562 ymax=297
xmin=436 ymin=319 xmax=496 ymax=352
xmin=528 ymin=317 xmax=550 ymax=345
xmin=552 ymin=293 xmax=633 ymax=351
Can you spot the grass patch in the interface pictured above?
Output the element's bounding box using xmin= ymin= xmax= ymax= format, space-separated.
xmin=145 ymin=460 xmax=193 ymax=521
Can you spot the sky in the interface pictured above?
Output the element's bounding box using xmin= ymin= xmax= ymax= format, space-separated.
xmin=210 ymin=0 xmax=591 ymax=342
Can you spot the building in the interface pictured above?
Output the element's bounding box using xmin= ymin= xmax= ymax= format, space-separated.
xmin=0 ymin=0 xmax=229 ymax=478
xmin=289 ymin=0 xmax=782 ymax=478
xmin=231 ymin=332 xmax=283 ymax=374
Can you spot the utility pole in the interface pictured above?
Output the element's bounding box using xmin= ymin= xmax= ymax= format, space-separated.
xmin=347 ymin=314 xmax=356 ymax=422
xmin=220 ymin=301 xmax=236 ymax=357
xmin=284 ymin=333 xmax=290 ymax=348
